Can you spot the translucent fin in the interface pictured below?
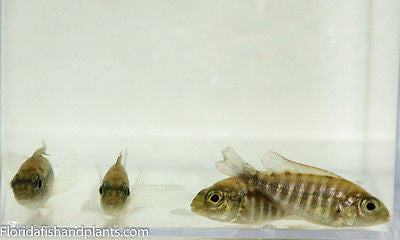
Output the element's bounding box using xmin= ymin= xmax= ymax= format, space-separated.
xmin=1 ymin=152 xmax=28 ymax=181
xmin=82 ymin=187 xmax=101 ymax=213
xmin=123 ymin=148 xmax=128 ymax=168
xmin=261 ymin=151 xmax=343 ymax=178
xmin=32 ymin=141 xmax=47 ymax=158
xmin=52 ymin=162 xmax=80 ymax=196
xmin=82 ymin=166 xmax=103 ymax=214
xmin=95 ymin=163 xmax=104 ymax=184
xmin=132 ymin=171 xmax=143 ymax=194
xmin=215 ymin=147 xmax=257 ymax=177
xmin=82 ymin=191 xmax=102 ymax=213
xmin=116 ymin=152 xmax=123 ymax=166
xmin=128 ymin=171 xmax=143 ymax=206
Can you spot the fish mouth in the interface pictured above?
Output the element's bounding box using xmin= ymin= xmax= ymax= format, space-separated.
xmin=189 ymin=201 xmax=196 ymax=209
xmin=13 ymin=192 xmax=33 ymax=200
xmin=190 ymin=202 xmax=200 ymax=213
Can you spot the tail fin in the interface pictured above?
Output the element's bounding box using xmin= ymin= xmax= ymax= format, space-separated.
xmin=215 ymin=147 xmax=257 ymax=180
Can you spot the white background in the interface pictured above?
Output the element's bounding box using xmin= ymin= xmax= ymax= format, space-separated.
xmin=2 ymin=0 xmax=398 ymax=172
xmin=1 ymin=0 xmax=399 ymax=231
xmin=1 ymin=1 xmax=399 ymax=171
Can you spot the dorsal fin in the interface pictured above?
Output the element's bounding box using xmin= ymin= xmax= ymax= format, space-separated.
xmin=261 ymin=151 xmax=343 ymax=178
xmin=32 ymin=141 xmax=48 ymax=158
xmin=123 ymin=148 xmax=128 ymax=168
xmin=116 ymin=152 xmax=123 ymax=166
xmin=215 ymin=147 xmax=257 ymax=178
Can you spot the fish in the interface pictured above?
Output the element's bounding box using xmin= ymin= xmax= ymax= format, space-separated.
xmin=215 ymin=147 xmax=390 ymax=227
xmin=99 ymin=152 xmax=131 ymax=216
xmin=10 ymin=143 xmax=54 ymax=209
xmin=191 ymin=177 xmax=288 ymax=224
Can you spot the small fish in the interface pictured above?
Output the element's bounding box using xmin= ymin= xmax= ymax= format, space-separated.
xmin=99 ymin=152 xmax=130 ymax=216
xmin=216 ymin=147 xmax=390 ymax=227
xmin=10 ymin=143 xmax=54 ymax=209
xmin=191 ymin=177 xmax=288 ymax=224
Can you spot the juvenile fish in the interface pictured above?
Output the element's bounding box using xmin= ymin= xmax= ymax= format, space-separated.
xmin=216 ymin=147 xmax=390 ymax=227
xmin=191 ymin=177 xmax=288 ymax=224
xmin=10 ymin=143 xmax=54 ymax=209
xmin=99 ymin=152 xmax=130 ymax=216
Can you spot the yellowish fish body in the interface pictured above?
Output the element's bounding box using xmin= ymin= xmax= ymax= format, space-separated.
xmin=191 ymin=177 xmax=287 ymax=224
xmin=10 ymin=144 xmax=54 ymax=209
xmin=99 ymin=152 xmax=130 ymax=216
xmin=216 ymin=147 xmax=390 ymax=227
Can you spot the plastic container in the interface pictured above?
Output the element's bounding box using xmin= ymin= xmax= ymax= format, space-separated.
xmin=1 ymin=1 xmax=399 ymax=239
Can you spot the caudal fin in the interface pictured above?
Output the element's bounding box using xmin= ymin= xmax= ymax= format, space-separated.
xmin=215 ymin=147 xmax=257 ymax=179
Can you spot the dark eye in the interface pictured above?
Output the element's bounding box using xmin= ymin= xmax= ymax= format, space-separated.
xmin=366 ymin=202 xmax=376 ymax=211
xmin=37 ymin=179 xmax=42 ymax=189
xmin=34 ymin=176 xmax=42 ymax=190
xmin=99 ymin=185 xmax=104 ymax=195
xmin=120 ymin=185 xmax=130 ymax=197
xmin=361 ymin=198 xmax=380 ymax=214
xmin=11 ymin=179 xmax=16 ymax=188
xmin=210 ymin=194 xmax=220 ymax=202
xmin=207 ymin=191 xmax=223 ymax=205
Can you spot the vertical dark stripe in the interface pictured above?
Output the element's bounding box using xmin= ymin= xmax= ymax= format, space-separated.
xmin=267 ymin=180 xmax=278 ymax=196
xmin=299 ymin=180 xmax=312 ymax=208
xmin=288 ymin=181 xmax=299 ymax=206
xmin=270 ymin=204 xmax=277 ymax=219
xmin=279 ymin=181 xmax=290 ymax=202
xmin=310 ymin=179 xmax=322 ymax=213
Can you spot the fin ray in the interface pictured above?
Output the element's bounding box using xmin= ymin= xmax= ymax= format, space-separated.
xmin=52 ymin=161 xmax=80 ymax=196
xmin=261 ymin=151 xmax=342 ymax=178
xmin=215 ymin=147 xmax=257 ymax=178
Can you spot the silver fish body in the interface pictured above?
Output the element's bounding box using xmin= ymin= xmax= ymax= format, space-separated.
xmin=216 ymin=147 xmax=390 ymax=227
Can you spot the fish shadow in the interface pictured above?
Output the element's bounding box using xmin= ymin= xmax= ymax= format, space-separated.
xmin=103 ymin=217 xmax=127 ymax=227
xmin=170 ymin=208 xmax=195 ymax=217
xmin=99 ymin=206 xmax=148 ymax=227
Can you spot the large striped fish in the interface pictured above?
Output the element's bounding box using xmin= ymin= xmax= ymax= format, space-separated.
xmin=216 ymin=147 xmax=390 ymax=227
xmin=190 ymin=177 xmax=288 ymax=224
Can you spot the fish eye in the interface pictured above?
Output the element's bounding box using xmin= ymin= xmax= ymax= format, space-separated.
xmin=37 ymin=179 xmax=42 ymax=189
xmin=366 ymin=202 xmax=376 ymax=211
xmin=11 ymin=174 xmax=18 ymax=188
xmin=10 ymin=179 xmax=16 ymax=188
xmin=121 ymin=185 xmax=130 ymax=197
xmin=361 ymin=198 xmax=380 ymax=214
xmin=99 ymin=185 xmax=104 ymax=195
xmin=34 ymin=176 xmax=42 ymax=190
xmin=206 ymin=190 xmax=223 ymax=205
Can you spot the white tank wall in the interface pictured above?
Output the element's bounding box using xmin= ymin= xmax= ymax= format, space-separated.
xmin=1 ymin=0 xmax=398 ymax=171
